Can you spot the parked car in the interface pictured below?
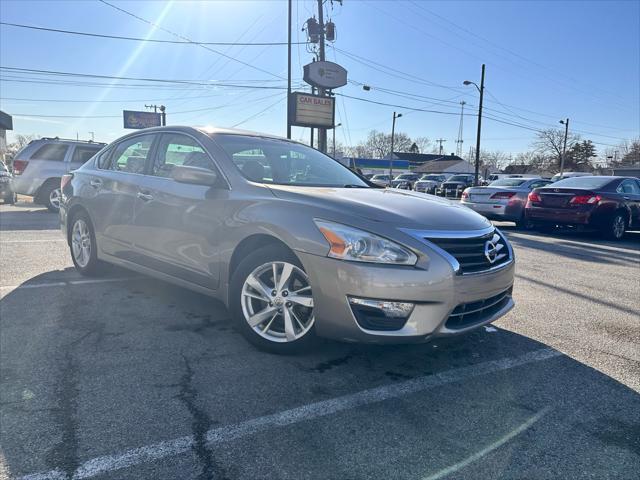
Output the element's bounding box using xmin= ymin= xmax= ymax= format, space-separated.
xmin=414 ymin=174 xmax=448 ymax=194
xmin=550 ymin=171 xmax=591 ymax=182
xmin=61 ymin=126 xmax=515 ymax=353
xmin=525 ymin=176 xmax=640 ymax=240
xmin=437 ymin=174 xmax=476 ymax=198
xmin=391 ymin=173 xmax=421 ymax=189
xmin=370 ymin=173 xmax=392 ymax=186
xmin=11 ymin=137 xmax=106 ymax=211
xmin=0 ymin=160 xmax=15 ymax=204
xmin=461 ymin=178 xmax=554 ymax=227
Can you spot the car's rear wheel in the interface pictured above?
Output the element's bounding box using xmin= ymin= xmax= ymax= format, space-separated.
xmin=70 ymin=211 xmax=103 ymax=276
xmin=230 ymin=244 xmax=316 ymax=354
xmin=39 ymin=179 xmax=62 ymax=212
xmin=603 ymin=212 xmax=626 ymax=240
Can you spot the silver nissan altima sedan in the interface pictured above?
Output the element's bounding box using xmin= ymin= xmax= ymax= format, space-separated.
xmin=60 ymin=126 xmax=515 ymax=353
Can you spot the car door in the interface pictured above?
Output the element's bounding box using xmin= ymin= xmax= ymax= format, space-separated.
xmin=617 ymin=179 xmax=640 ymax=227
xmin=130 ymin=132 xmax=229 ymax=290
xmin=88 ymin=133 xmax=158 ymax=260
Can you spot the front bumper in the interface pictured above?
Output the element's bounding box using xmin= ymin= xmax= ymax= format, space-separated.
xmin=297 ymin=247 xmax=515 ymax=344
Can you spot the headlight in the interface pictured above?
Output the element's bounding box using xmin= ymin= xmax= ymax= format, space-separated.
xmin=314 ymin=220 xmax=418 ymax=265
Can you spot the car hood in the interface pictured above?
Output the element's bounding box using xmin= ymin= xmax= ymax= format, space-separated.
xmin=267 ymin=185 xmax=492 ymax=231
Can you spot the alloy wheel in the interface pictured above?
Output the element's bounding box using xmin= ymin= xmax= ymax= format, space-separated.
xmin=71 ymin=219 xmax=92 ymax=268
xmin=612 ymin=215 xmax=625 ymax=239
xmin=241 ymin=261 xmax=314 ymax=343
xmin=49 ymin=188 xmax=61 ymax=210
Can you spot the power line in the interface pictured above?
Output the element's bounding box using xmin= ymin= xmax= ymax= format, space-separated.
xmin=0 ymin=66 xmax=290 ymax=89
xmin=97 ymin=0 xmax=284 ymax=80
xmin=0 ymin=21 xmax=306 ymax=46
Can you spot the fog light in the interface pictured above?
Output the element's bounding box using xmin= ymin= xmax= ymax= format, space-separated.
xmin=348 ymin=297 xmax=415 ymax=331
xmin=349 ymin=298 xmax=415 ymax=317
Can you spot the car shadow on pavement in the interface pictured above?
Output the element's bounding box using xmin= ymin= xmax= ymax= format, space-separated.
xmin=1 ymin=271 xmax=639 ymax=479
xmin=504 ymin=232 xmax=639 ymax=267
xmin=0 ymin=209 xmax=61 ymax=231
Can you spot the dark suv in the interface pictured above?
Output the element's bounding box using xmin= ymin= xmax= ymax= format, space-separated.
xmin=437 ymin=174 xmax=476 ymax=198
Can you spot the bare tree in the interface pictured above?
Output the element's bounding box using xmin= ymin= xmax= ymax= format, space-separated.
xmin=7 ymin=134 xmax=40 ymax=154
xmin=360 ymin=130 xmax=413 ymax=158
xmin=413 ymin=136 xmax=431 ymax=154
xmin=531 ymin=128 xmax=581 ymax=172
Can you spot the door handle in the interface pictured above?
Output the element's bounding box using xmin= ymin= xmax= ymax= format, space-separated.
xmin=623 ymin=196 xmax=630 ymax=200
xmin=90 ymin=179 xmax=102 ymax=188
xmin=137 ymin=191 xmax=153 ymax=201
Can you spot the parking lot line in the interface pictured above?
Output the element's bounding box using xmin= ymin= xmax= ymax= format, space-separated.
xmin=0 ymin=277 xmax=141 ymax=296
xmin=18 ymin=347 xmax=563 ymax=480
xmin=0 ymin=239 xmax=66 ymax=243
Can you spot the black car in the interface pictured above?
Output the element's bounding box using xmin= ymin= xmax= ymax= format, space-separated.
xmin=437 ymin=174 xmax=475 ymax=198
xmin=0 ymin=161 xmax=15 ymax=204
xmin=525 ymin=176 xmax=640 ymax=239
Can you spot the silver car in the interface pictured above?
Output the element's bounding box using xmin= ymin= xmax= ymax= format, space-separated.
xmin=461 ymin=177 xmax=553 ymax=227
xmin=11 ymin=137 xmax=105 ymax=211
xmin=414 ymin=174 xmax=448 ymax=194
xmin=60 ymin=126 xmax=515 ymax=353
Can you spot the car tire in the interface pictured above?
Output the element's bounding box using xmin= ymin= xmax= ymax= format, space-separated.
xmin=230 ymin=244 xmax=316 ymax=354
xmin=39 ymin=179 xmax=62 ymax=212
xmin=69 ymin=211 xmax=104 ymax=276
xmin=602 ymin=212 xmax=627 ymax=241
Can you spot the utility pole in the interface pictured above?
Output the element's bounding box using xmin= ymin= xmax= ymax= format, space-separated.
xmin=287 ymin=0 xmax=292 ymax=139
xmin=436 ymin=138 xmax=447 ymax=156
xmin=559 ymin=118 xmax=569 ymax=176
xmin=389 ymin=112 xmax=402 ymax=180
xmin=316 ymin=0 xmax=327 ymax=153
xmin=455 ymin=101 xmax=466 ymax=157
xmin=145 ymin=104 xmax=166 ymax=126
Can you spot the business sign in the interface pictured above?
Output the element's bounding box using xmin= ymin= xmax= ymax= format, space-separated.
xmin=289 ymin=92 xmax=335 ymax=128
xmin=303 ymin=61 xmax=347 ymax=89
xmin=123 ymin=110 xmax=162 ymax=129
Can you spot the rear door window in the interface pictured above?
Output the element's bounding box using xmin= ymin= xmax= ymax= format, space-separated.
xmin=108 ymin=135 xmax=156 ymax=174
xmin=617 ymin=180 xmax=640 ymax=195
xmin=71 ymin=146 xmax=102 ymax=164
xmin=31 ymin=144 xmax=69 ymax=162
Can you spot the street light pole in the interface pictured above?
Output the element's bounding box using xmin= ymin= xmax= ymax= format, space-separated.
xmin=332 ymin=122 xmax=342 ymax=157
xmin=464 ymin=63 xmax=485 ymax=186
xmin=389 ymin=112 xmax=402 ymax=181
xmin=287 ymin=0 xmax=292 ymax=139
xmin=559 ymin=118 xmax=569 ymax=176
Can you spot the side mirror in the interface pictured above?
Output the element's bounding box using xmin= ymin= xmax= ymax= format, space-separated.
xmin=171 ymin=165 xmax=220 ymax=186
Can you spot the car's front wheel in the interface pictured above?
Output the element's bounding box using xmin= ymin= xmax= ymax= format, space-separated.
xmin=230 ymin=244 xmax=316 ymax=354
xmin=70 ymin=211 xmax=103 ymax=276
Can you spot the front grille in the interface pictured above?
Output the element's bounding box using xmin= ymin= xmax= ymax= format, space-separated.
xmin=426 ymin=230 xmax=511 ymax=274
xmin=446 ymin=287 xmax=512 ymax=330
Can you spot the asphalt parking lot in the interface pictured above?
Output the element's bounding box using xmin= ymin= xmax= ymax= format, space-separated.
xmin=1 ymin=202 xmax=639 ymax=480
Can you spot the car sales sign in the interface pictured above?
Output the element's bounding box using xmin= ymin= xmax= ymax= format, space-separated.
xmin=303 ymin=61 xmax=347 ymax=89
xmin=289 ymin=92 xmax=335 ymax=128
xmin=123 ymin=110 xmax=162 ymax=129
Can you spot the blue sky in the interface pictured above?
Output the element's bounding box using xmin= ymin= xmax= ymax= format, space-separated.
xmin=1 ymin=0 xmax=638 ymax=157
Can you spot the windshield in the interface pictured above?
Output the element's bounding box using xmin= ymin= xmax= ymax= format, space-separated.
xmin=215 ymin=134 xmax=368 ymax=187
xmin=448 ymin=175 xmax=472 ymax=182
xmin=549 ymin=176 xmax=613 ymax=189
xmin=490 ymin=178 xmax=527 ymax=187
